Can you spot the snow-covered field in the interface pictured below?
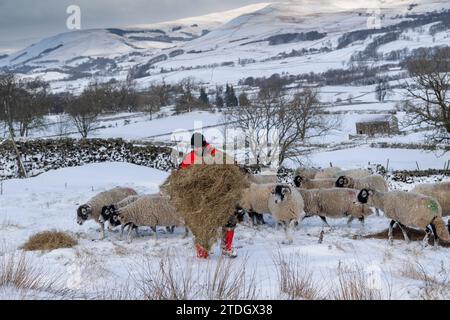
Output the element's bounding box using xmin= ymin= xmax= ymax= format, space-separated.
xmin=0 ymin=162 xmax=449 ymax=300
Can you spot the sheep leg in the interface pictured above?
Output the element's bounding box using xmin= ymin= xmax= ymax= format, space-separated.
xmin=127 ymin=226 xmax=134 ymax=243
xmin=153 ymin=226 xmax=158 ymax=241
xmin=99 ymin=222 xmax=105 ymax=240
xmin=133 ymin=225 xmax=139 ymax=238
xmin=281 ymin=220 xmax=295 ymax=245
xmin=120 ymin=224 xmax=125 ymax=240
xmin=388 ymin=220 xmax=396 ymax=245
xmin=430 ymin=223 xmax=438 ymax=246
xmin=319 ymin=216 xmax=331 ymax=228
xmin=423 ymin=226 xmax=432 ymax=247
xmin=375 ymin=208 xmax=380 ymax=216
xmin=183 ymin=227 xmax=189 ymax=238
xmin=397 ymin=222 xmax=410 ymax=244
xmin=347 ymin=216 xmax=354 ymax=226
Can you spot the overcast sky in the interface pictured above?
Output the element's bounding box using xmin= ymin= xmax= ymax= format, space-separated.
xmin=0 ymin=0 xmax=272 ymax=53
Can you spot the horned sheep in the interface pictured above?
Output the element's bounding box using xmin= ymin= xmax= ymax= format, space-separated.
xmin=357 ymin=189 xmax=449 ymax=244
xmin=293 ymin=175 xmax=336 ymax=189
xmin=298 ymin=188 xmax=373 ymax=227
xmin=112 ymin=195 xmax=186 ymax=242
xmin=268 ymin=185 xmax=305 ymax=244
xmin=76 ymin=187 xmax=138 ymax=239
xmin=335 ymin=175 xmax=388 ymax=192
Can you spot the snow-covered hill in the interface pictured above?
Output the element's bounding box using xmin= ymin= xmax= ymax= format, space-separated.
xmin=2 ymin=0 xmax=450 ymax=91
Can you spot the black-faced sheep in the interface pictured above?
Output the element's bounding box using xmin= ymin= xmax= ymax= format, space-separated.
xmin=76 ymin=187 xmax=138 ymax=239
xmin=238 ymin=183 xmax=275 ymax=226
xmin=268 ymin=185 xmax=305 ymax=244
xmin=357 ymin=189 xmax=449 ymax=245
xmin=112 ymin=195 xmax=186 ymax=243
xmin=335 ymin=175 xmax=388 ymax=192
xmin=298 ymin=188 xmax=373 ymax=227
xmin=293 ymin=175 xmax=336 ymax=189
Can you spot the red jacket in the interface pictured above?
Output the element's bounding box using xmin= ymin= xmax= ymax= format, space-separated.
xmin=180 ymin=143 xmax=218 ymax=169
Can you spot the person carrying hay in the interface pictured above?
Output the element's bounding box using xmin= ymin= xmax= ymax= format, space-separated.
xmin=180 ymin=132 xmax=238 ymax=259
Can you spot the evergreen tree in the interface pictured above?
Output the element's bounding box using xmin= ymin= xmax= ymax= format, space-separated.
xmin=199 ymin=87 xmax=209 ymax=105
xmin=215 ymin=86 xmax=224 ymax=108
xmin=225 ymin=84 xmax=238 ymax=107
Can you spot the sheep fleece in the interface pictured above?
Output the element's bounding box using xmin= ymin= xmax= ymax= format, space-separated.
xmin=87 ymin=187 xmax=138 ymax=220
xmin=411 ymin=182 xmax=450 ymax=216
xmin=118 ymin=195 xmax=183 ymax=227
xmin=268 ymin=188 xmax=304 ymax=222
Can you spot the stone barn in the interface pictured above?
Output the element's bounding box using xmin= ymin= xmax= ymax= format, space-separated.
xmin=355 ymin=115 xmax=399 ymax=136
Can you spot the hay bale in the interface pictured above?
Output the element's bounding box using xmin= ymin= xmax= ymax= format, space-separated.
xmin=22 ymin=231 xmax=78 ymax=251
xmin=162 ymin=164 xmax=249 ymax=250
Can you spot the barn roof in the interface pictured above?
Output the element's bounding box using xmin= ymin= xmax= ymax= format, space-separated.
xmin=356 ymin=115 xmax=393 ymax=124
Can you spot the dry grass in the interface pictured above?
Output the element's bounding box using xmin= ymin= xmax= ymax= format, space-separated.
xmin=22 ymin=231 xmax=77 ymax=251
xmin=204 ymin=256 xmax=257 ymax=300
xmin=130 ymin=253 xmax=257 ymax=300
xmin=328 ymin=262 xmax=390 ymax=300
xmin=399 ymin=261 xmax=450 ymax=300
xmin=132 ymin=255 xmax=197 ymax=300
xmin=0 ymin=251 xmax=69 ymax=299
xmin=274 ymin=252 xmax=321 ymax=300
xmin=162 ymin=164 xmax=249 ymax=250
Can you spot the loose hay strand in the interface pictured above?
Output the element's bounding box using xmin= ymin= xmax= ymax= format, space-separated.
xmin=163 ymin=164 xmax=249 ymax=250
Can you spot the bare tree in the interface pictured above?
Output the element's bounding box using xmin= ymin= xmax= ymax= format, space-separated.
xmin=0 ymin=73 xmax=27 ymax=177
xmin=375 ymin=78 xmax=390 ymax=103
xmin=137 ymin=91 xmax=160 ymax=120
xmin=66 ymin=82 xmax=111 ymax=138
xmin=403 ymin=49 xmax=450 ymax=144
xmin=225 ymin=88 xmax=338 ymax=166
xmin=17 ymin=78 xmax=49 ymax=137
xmin=175 ymin=77 xmax=199 ymax=113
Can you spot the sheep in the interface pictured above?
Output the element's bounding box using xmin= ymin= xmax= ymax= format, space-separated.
xmin=99 ymin=195 xmax=141 ymax=227
xmin=294 ymin=168 xmax=319 ymax=180
xmin=243 ymin=173 xmax=278 ymax=225
xmin=238 ymin=183 xmax=275 ymax=226
xmin=248 ymin=173 xmax=278 ymax=184
xmin=336 ymin=169 xmax=371 ymax=179
xmin=335 ymin=175 xmax=388 ymax=192
xmin=112 ymin=195 xmax=186 ymax=242
xmin=293 ymin=175 xmax=336 ymax=189
xmin=76 ymin=187 xmax=138 ymax=239
xmin=268 ymin=185 xmax=305 ymax=244
xmin=410 ymin=182 xmax=450 ymax=216
xmin=298 ymin=188 xmax=373 ymax=227
xmin=357 ymin=189 xmax=449 ymax=245
xmin=314 ymin=167 xmax=342 ymax=179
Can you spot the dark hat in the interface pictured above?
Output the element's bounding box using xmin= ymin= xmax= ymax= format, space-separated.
xmin=191 ymin=132 xmax=207 ymax=148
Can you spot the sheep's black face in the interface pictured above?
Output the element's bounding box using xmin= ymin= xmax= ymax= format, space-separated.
xmin=357 ymin=189 xmax=369 ymax=204
xmin=293 ymin=176 xmax=303 ymax=188
xmin=109 ymin=211 xmax=121 ymax=227
xmin=273 ymin=185 xmax=290 ymax=204
xmin=100 ymin=205 xmax=114 ymax=224
xmin=335 ymin=176 xmax=346 ymax=188
xmin=77 ymin=205 xmax=91 ymax=225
